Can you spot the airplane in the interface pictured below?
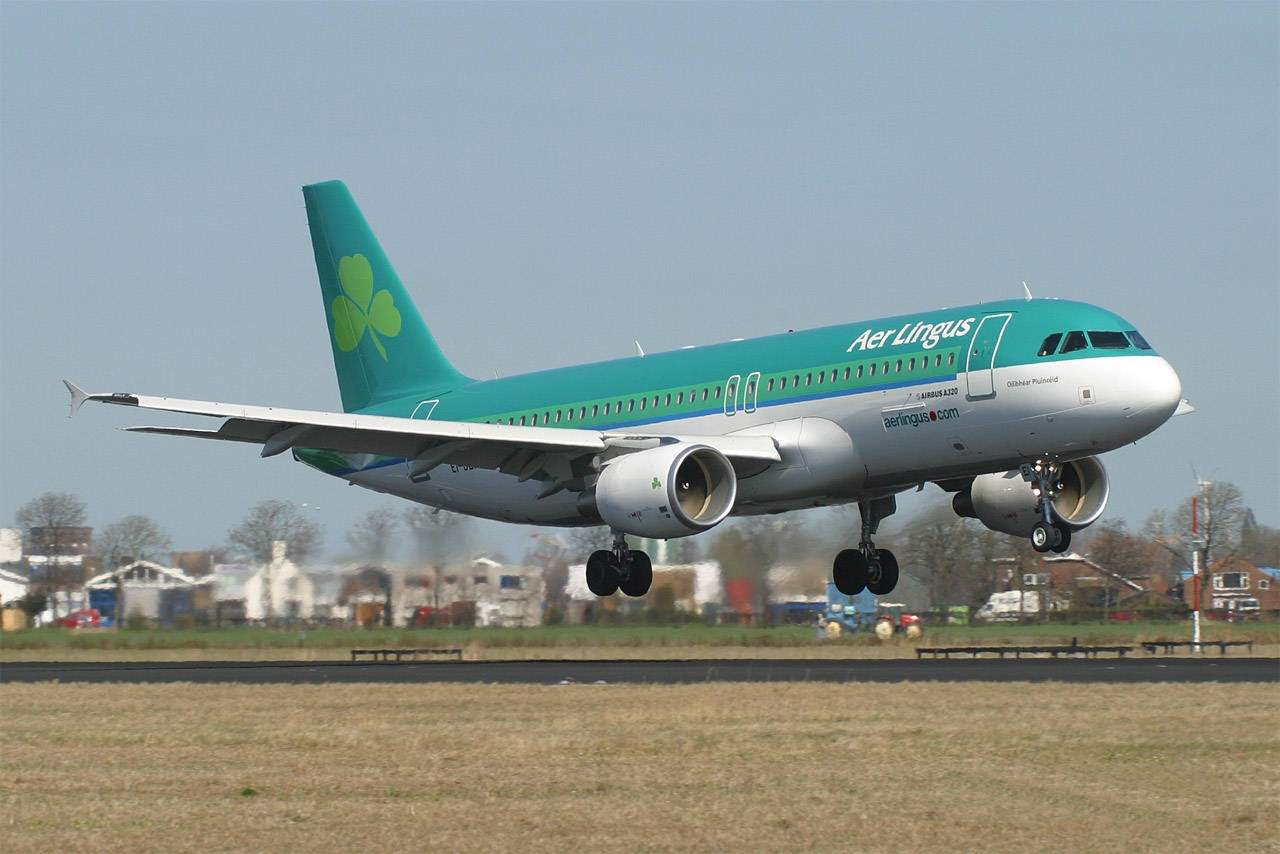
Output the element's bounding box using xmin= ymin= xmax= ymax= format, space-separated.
xmin=66 ymin=180 xmax=1190 ymax=599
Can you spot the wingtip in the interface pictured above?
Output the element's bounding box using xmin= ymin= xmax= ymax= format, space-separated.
xmin=63 ymin=379 xmax=89 ymax=418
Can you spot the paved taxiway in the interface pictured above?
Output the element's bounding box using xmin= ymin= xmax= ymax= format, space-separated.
xmin=3 ymin=657 xmax=1276 ymax=684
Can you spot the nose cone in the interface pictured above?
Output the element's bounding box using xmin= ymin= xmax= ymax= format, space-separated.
xmin=1127 ymin=356 xmax=1183 ymax=434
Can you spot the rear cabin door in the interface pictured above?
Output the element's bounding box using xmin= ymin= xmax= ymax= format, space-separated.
xmin=964 ymin=313 xmax=1012 ymax=400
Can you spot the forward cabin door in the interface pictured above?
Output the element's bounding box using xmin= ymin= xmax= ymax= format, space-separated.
xmin=964 ymin=313 xmax=1012 ymax=400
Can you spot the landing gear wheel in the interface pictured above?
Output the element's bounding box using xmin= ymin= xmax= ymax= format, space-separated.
xmin=619 ymin=550 xmax=653 ymax=597
xmin=1050 ymin=523 xmax=1072 ymax=554
xmin=833 ymin=549 xmax=868 ymax=595
xmin=1031 ymin=522 xmax=1054 ymax=553
xmin=867 ymin=549 xmax=899 ymax=595
xmin=585 ymin=550 xmax=619 ymax=596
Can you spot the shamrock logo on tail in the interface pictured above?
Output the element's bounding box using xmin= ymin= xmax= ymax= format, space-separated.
xmin=331 ymin=254 xmax=402 ymax=360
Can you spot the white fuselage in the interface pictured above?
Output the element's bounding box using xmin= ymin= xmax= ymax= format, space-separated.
xmin=343 ymin=353 xmax=1182 ymax=527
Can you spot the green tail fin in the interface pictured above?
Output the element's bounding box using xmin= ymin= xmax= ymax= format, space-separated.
xmin=303 ymin=180 xmax=470 ymax=413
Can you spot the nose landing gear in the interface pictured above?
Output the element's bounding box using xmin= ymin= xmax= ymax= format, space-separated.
xmin=1022 ymin=461 xmax=1073 ymax=554
xmin=833 ymin=497 xmax=900 ymax=596
xmin=585 ymin=532 xmax=654 ymax=597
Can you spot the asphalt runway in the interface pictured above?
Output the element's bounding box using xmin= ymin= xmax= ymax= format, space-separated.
xmin=3 ymin=657 xmax=1276 ymax=685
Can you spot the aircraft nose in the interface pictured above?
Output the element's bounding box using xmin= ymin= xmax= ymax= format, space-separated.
xmin=1128 ymin=356 xmax=1183 ymax=427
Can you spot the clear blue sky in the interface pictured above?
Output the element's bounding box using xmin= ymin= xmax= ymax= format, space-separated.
xmin=2 ymin=2 xmax=1276 ymax=560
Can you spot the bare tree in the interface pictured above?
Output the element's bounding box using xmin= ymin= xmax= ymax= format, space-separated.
xmin=16 ymin=492 xmax=88 ymax=611
xmin=228 ymin=499 xmax=322 ymax=565
xmin=1240 ymin=524 xmax=1280 ymax=568
xmin=16 ymin=491 xmax=87 ymax=556
xmin=404 ymin=506 xmax=470 ymax=568
xmin=95 ymin=515 xmax=172 ymax=569
xmin=1146 ymin=481 xmax=1248 ymax=608
xmin=345 ymin=507 xmax=401 ymax=564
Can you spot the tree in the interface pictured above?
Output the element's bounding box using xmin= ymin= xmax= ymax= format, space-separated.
xmin=1239 ymin=524 xmax=1280 ymax=568
xmin=16 ymin=492 xmax=88 ymax=611
xmin=227 ymin=499 xmax=322 ymax=565
xmin=404 ymin=506 xmax=470 ymax=567
xmin=345 ymin=507 xmax=400 ymax=564
xmin=16 ymin=491 xmax=87 ymax=556
xmin=95 ymin=515 xmax=172 ymax=569
xmin=1146 ymin=481 xmax=1249 ymax=608
xmin=1083 ymin=520 xmax=1167 ymax=583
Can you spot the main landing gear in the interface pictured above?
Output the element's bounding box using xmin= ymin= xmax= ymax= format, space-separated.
xmin=1022 ymin=460 xmax=1072 ymax=554
xmin=585 ymin=532 xmax=654 ymax=598
xmin=832 ymin=497 xmax=900 ymax=596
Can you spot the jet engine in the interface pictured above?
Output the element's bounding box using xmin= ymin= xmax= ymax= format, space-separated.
xmin=953 ymin=456 xmax=1110 ymax=537
xmin=592 ymin=443 xmax=737 ymax=539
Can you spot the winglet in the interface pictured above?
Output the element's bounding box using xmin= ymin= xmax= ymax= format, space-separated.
xmin=64 ymin=380 xmax=90 ymax=418
xmin=1022 ymin=281 xmax=1033 ymax=301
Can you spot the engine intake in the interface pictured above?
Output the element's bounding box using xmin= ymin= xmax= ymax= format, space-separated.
xmin=955 ymin=457 xmax=1109 ymax=538
xmin=594 ymin=443 xmax=737 ymax=539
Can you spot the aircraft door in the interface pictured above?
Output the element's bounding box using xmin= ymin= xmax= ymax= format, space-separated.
xmin=724 ymin=375 xmax=741 ymax=416
xmin=965 ymin=313 xmax=1012 ymax=400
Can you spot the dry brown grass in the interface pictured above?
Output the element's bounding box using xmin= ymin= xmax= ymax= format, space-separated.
xmin=1 ymin=682 xmax=1276 ymax=853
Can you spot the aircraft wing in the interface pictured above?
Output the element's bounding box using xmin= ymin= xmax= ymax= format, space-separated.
xmin=64 ymin=381 xmax=780 ymax=487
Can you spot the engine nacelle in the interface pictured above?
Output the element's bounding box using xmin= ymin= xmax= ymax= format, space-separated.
xmin=594 ymin=443 xmax=737 ymax=539
xmin=955 ymin=457 xmax=1110 ymax=538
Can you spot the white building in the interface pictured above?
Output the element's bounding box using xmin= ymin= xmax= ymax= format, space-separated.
xmin=245 ymin=541 xmax=316 ymax=621
xmin=84 ymin=560 xmax=209 ymax=624
xmin=0 ymin=567 xmax=28 ymax=606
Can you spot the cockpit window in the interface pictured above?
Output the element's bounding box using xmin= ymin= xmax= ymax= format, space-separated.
xmin=1087 ymin=330 xmax=1131 ymax=349
xmin=1059 ymin=331 xmax=1088 ymax=353
xmin=1126 ymin=330 xmax=1152 ymax=350
xmin=1037 ymin=333 xmax=1063 ymax=357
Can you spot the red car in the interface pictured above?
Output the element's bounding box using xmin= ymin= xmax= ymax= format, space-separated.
xmin=56 ymin=608 xmax=101 ymax=628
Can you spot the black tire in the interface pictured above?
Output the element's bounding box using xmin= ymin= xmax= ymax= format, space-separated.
xmin=619 ymin=550 xmax=653 ymax=597
xmin=585 ymin=550 xmax=619 ymax=596
xmin=1050 ymin=523 xmax=1072 ymax=554
xmin=832 ymin=549 xmax=868 ymax=595
xmin=1031 ymin=522 xmax=1054 ymax=553
xmin=867 ymin=549 xmax=899 ymax=595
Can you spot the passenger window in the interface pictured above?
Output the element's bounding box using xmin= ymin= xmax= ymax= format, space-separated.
xmin=908 ymin=358 xmax=915 ymax=371
xmin=603 ymin=403 xmax=611 ymax=416
xmin=934 ymin=354 xmax=941 ymax=367
xmin=830 ymin=369 xmax=837 ymax=383
xmin=628 ymin=400 xmax=635 ymax=412
xmin=856 ymin=365 xmax=864 ymax=379
xmin=779 ymin=376 xmax=787 ymax=390
xmin=1060 ymin=331 xmax=1088 ymax=353
xmin=869 ymin=363 xmax=876 ymax=377
xmin=895 ymin=360 xmax=902 ymax=373
xmin=1127 ymin=330 xmax=1152 ymax=350
xmin=882 ymin=362 xmax=889 ymax=375
xmin=816 ymin=372 xmax=823 ymax=385
xmin=1037 ymin=333 xmax=1063 ymax=357
xmin=843 ymin=367 xmax=850 ymax=381
xmin=714 ymin=386 xmax=722 ymax=400
xmin=701 ymin=389 xmax=708 ymax=401
xmin=579 ymin=407 xmax=586 ymax=419
xmin=653 ymin=395 xmax=659 ymax=408
xmin=565 ymin=409 xmax=572 ymax=422
xmin=592 ymin=405 xmax=599 ymax=418
xmin=947 ymin=353 xmax=955 ymax=367
xmin=793 ymin=375 xmax=800 ymax=387
xmin=677 ymin=392 xmax=684 ymax=405
xmin=639 ymin=398 xmax=646 ymax=411
xmin=1088 ymin=330 xmax=1130 ymax=349
xmin=556 ymin=411 xmax=562 ymax=423
xmin=665 ymin=394 xmax=672 ymax=406
xmin=766 ymin=379 xmax=774 ymax=393
xmin=543 ymin=412 xmax=550 ymax=425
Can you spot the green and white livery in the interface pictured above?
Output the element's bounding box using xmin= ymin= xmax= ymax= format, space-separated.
xmin=68 ymin=181 xmax=1189 ymax=598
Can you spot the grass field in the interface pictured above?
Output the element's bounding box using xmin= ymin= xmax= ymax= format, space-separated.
xmin=1 ymin=681 xmax=1276 ymax=853
xmin=2 ymin=621 xmax=1277 ymax=661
